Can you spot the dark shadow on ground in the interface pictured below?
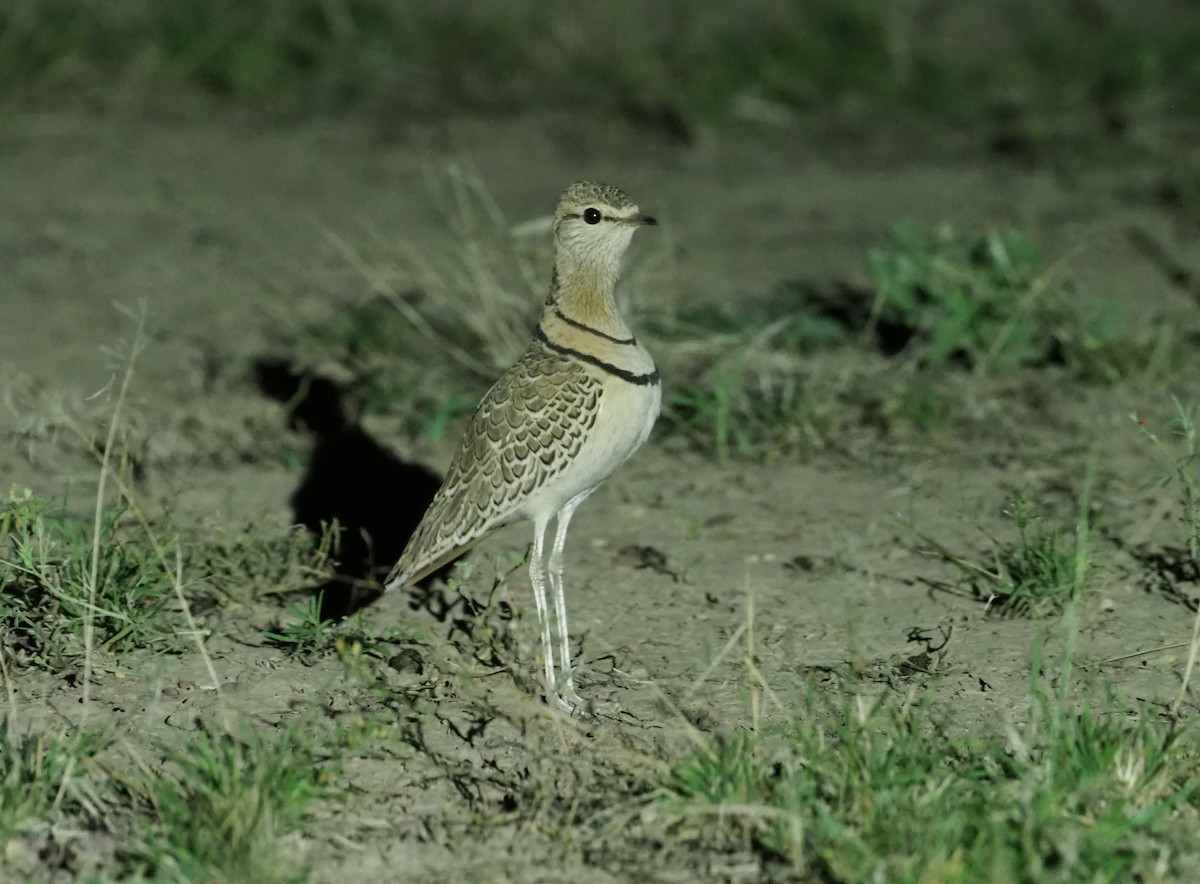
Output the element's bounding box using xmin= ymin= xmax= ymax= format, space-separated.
xmin=770 ymin=278 xmax=917 ymax=357
xmin=254 ymin=358 xmax=445 ymax=619
xmin=1107 ymin=532 xmax=1200 ymax=612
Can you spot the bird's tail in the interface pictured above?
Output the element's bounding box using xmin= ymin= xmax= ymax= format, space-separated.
xmin=384 ymin=537 xmax=485 ymax=592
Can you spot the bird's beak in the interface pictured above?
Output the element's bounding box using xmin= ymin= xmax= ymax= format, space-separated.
xmin=633 ymin=213 xmax=657 ymax=227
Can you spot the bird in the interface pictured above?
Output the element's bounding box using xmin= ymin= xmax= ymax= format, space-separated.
xmin=385 ymin=181 xmax=660 ymax=713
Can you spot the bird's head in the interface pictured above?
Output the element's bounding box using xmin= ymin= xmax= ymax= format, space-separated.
xmin=552 ymin=181 xmax=656 ymax=274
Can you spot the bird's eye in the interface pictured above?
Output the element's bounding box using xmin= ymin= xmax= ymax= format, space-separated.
xmin=583 ymin=207 xmax=601 ymax=224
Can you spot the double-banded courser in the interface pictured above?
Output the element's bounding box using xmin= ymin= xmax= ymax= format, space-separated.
xmin=385 ymin=181 xmax=660 ymax=713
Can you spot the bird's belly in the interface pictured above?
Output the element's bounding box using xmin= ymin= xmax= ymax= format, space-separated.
xmin=521 ymin=380 xmax=660 ymax=520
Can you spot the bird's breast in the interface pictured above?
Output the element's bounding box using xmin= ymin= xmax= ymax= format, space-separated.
xmin=519 ymin=368 xmax=659 ymax=521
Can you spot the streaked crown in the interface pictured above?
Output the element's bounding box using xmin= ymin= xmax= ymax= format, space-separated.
xmin=556 ymin=181 xmax=636 ymax=217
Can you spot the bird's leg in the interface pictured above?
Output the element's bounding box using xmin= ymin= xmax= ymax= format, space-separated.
xmin=548 ymin=494 xmax=589 ymax=711
xmin=528 ymin=516 xmax=557 ymax=703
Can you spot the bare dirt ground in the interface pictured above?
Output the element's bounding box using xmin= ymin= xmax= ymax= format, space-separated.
xmin=4 ymin=103 xmax=1200 ymax=880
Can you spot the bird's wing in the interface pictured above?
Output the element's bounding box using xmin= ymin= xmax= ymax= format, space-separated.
xmin=384 ymin=342 xmax=603 ymax=589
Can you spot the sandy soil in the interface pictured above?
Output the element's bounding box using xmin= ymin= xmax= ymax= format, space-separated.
xmin=3 ymin=103 xmax=1200 ymax=880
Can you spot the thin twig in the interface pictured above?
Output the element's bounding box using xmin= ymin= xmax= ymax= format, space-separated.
xmin=81 ymin=303 xmax=147 ymax=724
xmin=1098 ymin=643 xmax=1190 ymax=666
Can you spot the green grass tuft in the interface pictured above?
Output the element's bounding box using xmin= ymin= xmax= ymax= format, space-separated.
xmin=866 ymin=221 xmax=1048 ymax=372
xmin=667 ymin=681 xmax=1200 ymax=881
xmin=134 ymin=725 xmax=328 ymax=882
xmin=908 ymin=482 xmax=1094 ymax=619
xmin=0 ymin=490 xmax=175 ymax=666
xmin=991 ymin=496 xmax=1086 ymax=618
xmin=264 ymin=591 xmax=336 ymax=656
xmin=667 ymin=353 xmax=841 ymax=462
xmin=866 ymin=221 xmax=1168 ymax=380
xmin=0 ymin=726 xmax=105 ymax=846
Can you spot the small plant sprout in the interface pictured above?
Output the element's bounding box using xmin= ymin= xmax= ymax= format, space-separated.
xmin=905 ymin=482 xmax=1094 ymax=618
xmin=264 ymin=592 xmax=336 ymax=656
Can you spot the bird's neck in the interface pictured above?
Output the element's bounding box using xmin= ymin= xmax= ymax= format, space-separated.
xmin=544 ymin=255 xmax=631 ymax=340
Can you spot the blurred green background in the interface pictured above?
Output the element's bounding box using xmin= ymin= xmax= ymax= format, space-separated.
xmin=3 ymin=0 xmax=1198 ymax=134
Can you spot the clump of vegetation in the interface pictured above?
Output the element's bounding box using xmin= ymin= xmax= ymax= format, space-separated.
xmin=665 ymin=682 xmax=1200 ymax=881
xmin=665 ymin=349 xmax=964 ymax=460
xmin=264 ymin=592 xmax=337 ymax=657
xmin=867 ymin=222 xmax=1046 ymax=371
xmin=992 ymin=497 xmax=1084 ymax=616
xmin=0 ymin=726 xmax=106 ymax=848
xmin=655 ymin=283 xmax=866 ymax=461
xmin=194 ymin=523 xmax=336 ymax=608
xmin=0 ymin=490 xmax=175 ymax=666
xmin=131 ymin=726 xmax=328 ymax=882
xmin=665 ymin=217 xmax=1171 ymax=461
xmin=865 ymin=221 xmax=1166 ymax=379
xmin=666 ymin=354 xmax=836 ymax=462
xmin=908 ymin=489 xmax=1092 ymax=618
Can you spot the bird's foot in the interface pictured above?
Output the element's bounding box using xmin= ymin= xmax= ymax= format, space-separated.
xmin=550 ymin=680 xmax=590 ymax=716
